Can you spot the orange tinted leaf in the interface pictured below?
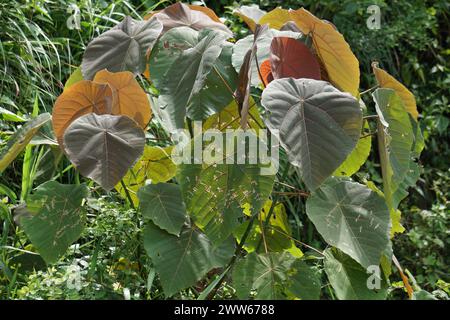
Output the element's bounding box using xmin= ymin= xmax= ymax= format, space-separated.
xmin=93 ymin=70 xmax=151 ymax=128
xmin=373 ymin=64 xmax=418 ymax=119
xmin=270 ymin=37 xmax=321 ymax=80
xmin=290 ymin=8 xmax=360 ymax=97
xmin=52 ymin=80 xmax=113 ymax=144
xmin=260 ymin=59 xmax=273 ymax=86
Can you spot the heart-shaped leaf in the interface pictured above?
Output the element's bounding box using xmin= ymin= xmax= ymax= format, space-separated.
xmin=290 ymin=8 xmax=360 ymax=97
xmin=261 ymin=78 xmax=362 ymax=190
xmin=143 ymin=222 xmax=234 ymax=297
xmin=20 ymin=181 xmax=89 ymax=264
xmin=306 ymin=177 xmax=390 ymax=268
xmin=93 ymin=69 xmax=151 ymax=128
xmin=232 ymin=252 xmax=296 ymax=299
xmin=63 ymin=113 xmax=145 ymax=191
xmin=269 ymin=37 xmax=321 ymax=80
xmin=157 ymin=29 xmax=229 ymax=129
xmin=52 ymin=80 xmax=114 ymax=143
xmin=138 ymin=183 xmax=188 ymax=236
xmin=324 ymin=248 xmax=388 ymax=300
xmin=151 ymin=2 xmax=232 ymax=36
xmin=81 ymin=16 xmax=162 ymax=80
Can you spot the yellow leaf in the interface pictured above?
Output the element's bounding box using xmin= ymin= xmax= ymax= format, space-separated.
xmin=259 ymin=8 xmax=292 ymax=30
xmin=115 ymin=146 xmax=176 ymax=205
xmin=373 ymin=64 xmax=418 ymax=119
xmin=390 ymin=208 xmax=405 ymax=238
xmin=290 ymin=8 xmax=360 ymax=97
xmin=93 ymin=70 xmax=152 ymax=129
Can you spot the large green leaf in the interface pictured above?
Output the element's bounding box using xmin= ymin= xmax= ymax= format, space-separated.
xmin=143 ymin=222 xmax=234 ymax=297
xmin=177 ymin=133 xmax=275 ymax=244
xmin=324 ymin=248 xmax=388 ymax=300
xmin=232 ymin=252 xmax=296 ymax=299
xmin=81 ymin=16 xmax=162 ymax=80
xmin=306 ymin=177 xmax=390 ymax=269
xmin=286 ymin=260 xmax=321 ymax=300
xmin=63 ymin=114 xmax=145 ymax=191
xmin=0 ymin=113 xmax=51 ymax=173
xmin=20 ymin=181 xmax=89 ymax=264
xmin=138 ymin=183 xmax=188 ymax=236
xmin=373 ymin=89 xmax=421 ymax=210
xmin=261 ymin=78 xmax=362 ymax=190
xmin=156 ymin=29 xmax=230 ymax=129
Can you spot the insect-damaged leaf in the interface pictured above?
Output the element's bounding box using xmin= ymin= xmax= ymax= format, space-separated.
xmin=138 ymin=183 xmax=188 ymax=236
xmin=269 ymin=37 xmax=321 ymax=80
xmin=52 ymin=80 xmax=114 ymax=144
xmin=150 ymin=2 xmax=232 ymax=36
xmin=63 ymin=113 xmax=145 ymax=191
xmin=0 ymin=113 xmax=51 ymax=173
xmin=93 ymin=69 xmax=151 ymax=128
xmin=261 ymin=78 xmax=362 ymax=190
xmin=324 ymin=248 xmax=388 ymax=300
xmin=81 ymin=16 xmax=162 ymax=80
xmin=143 ymin=222 xmax=234 ymax=297
xmin=20 ymin=181 xmax=89 ymax=264
xmin=157 ymin=29 xmax=230 ymax=129
xmin=176 ymin=132 xmax=275 ymax=244
xmin=373 ymin=63 xmax=419 ymax=120
xmin=290 ymin=8 xmax=360 ymax=97
xmin=306 ymin=177 xmax=390 ymax=269
xmin=235 ymin=24 xmax=268 ymax=129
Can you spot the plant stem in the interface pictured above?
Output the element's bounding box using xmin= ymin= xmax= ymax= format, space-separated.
xmin=120 ymin=179 xmax=135 ymax=211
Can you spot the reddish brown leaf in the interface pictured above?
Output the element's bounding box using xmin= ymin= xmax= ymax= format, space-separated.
xmin=270 ymin=37 xmax=321 ymax=81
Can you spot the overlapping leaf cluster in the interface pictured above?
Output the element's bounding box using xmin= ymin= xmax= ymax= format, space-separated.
xmin=0 ymin=2 xmax=424 ymax=300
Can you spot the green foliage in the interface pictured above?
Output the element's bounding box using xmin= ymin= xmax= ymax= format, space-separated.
xmin=0 ymin=0 xmax=447 ymax=301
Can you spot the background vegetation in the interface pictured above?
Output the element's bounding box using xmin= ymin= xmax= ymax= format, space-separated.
xmin=0 ymin=0 xmax=448 ymax=299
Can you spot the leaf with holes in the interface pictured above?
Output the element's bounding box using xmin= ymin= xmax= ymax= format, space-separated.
xmin=63 ymin=113 xmax=145 ymax=191
xmin=81 ymin=16 xmax=162 ymax=80
xmin=306 ymin=177 xmax=390 ymax=268
xmin=138 ymin=183 xmax=188 ymax=236
xmin=20 ymin=181 xmax=88 ymax=264
xmin=261 ymin=78 xmax=362 ymax=190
